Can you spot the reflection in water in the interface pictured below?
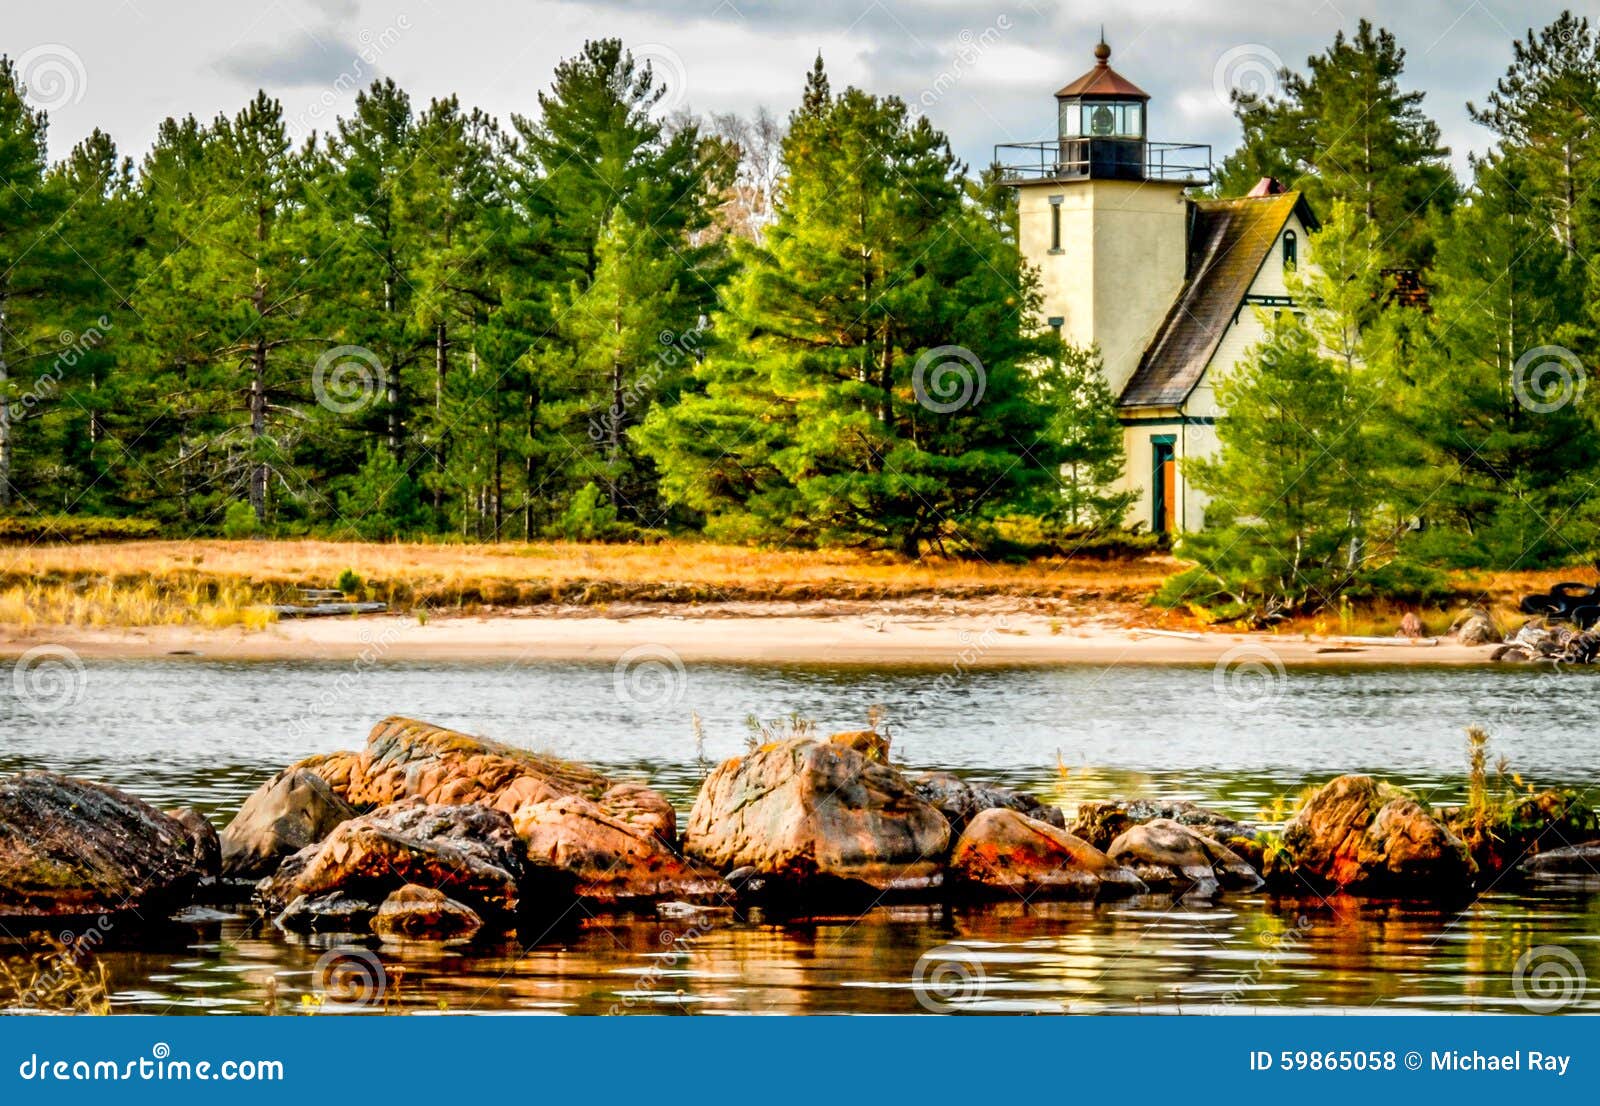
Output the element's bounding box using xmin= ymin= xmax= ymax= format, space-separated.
xmin=2 ymin=658 xmax=1598 ymax=1014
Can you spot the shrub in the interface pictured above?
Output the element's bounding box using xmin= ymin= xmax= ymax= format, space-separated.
xmin=220 ymin=502 xmax=260 ymax=539
xmin=0 ymin=516 xmax=161 ymax=544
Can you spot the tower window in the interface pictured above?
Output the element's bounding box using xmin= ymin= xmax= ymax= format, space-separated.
xmin=1282 ymin=229 xmax=1297 ymax=271
xmin=1049 ymin=195 xmax=1063 ymax=252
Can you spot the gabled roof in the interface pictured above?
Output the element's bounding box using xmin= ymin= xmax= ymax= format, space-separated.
xmin=1118 ymin=191 xmax=1316 ymax=410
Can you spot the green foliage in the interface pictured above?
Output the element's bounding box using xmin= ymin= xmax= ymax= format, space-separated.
xmin=220 ymin=501 xmax=260 ymax=539
xmin=553 ymin=482 xmax=621 ymax=541
xmin=0 ymin=516 xmax=160 ymax=544
xmin=635 ymin=64 xmax=1066 ymax=557
xmin=334 ymin=446 xmax=427 ymax=540
xmin=336 ymin=568 xmax=363 ymax=596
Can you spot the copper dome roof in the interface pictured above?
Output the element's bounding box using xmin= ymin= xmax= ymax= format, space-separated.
xmin=1055 ymin=40 xmax=1150 ymax=100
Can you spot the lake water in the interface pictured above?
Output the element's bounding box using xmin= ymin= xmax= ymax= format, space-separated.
xmin=3 ymin=658 xmax=1598 ymax=1014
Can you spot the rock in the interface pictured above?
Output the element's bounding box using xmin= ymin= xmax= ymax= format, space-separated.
xmin=165 ymin=807 xmax=222 ymax=880
xmin=1397 ymin=612 xmax=1422 ymax=639
xmin=1521 ymin=842 xmax=1600 ymax=878
xmin=371 ymin=884 xmax=483 ymax=941
xmin=1107 ymin=818 xmax=1262 ymax=898
xmin=512 ymin=792 xmax=727 ymax=905
xmin=829 ymin=729 xmax=890 ymax=763
xmin=684 ymin=740 xmax=950 ymax=894
xmin=259 ymin=802 xmax=533 ymax=919
xmin=274 ymin=891 xmax=380 ymax=934
xmin=949 ymin=808 xmax=1145 ymax=898
xmin=219 ymin=767 xmax=360 ymax=878
xmin=0 ymin=771 xmax=207 ymax=918
xmin=911 ymin=772 xmax=1065 ymax=835
xmin=1069 ymin=799 xmax=1257 ymax=854
xmin=1449 ymin=607 xmax=1499 ymax=646
xmin=1274 ymin=775 xmax=1475 ymax=894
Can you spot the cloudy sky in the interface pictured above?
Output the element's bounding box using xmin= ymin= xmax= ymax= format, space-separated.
xmin=3 ymin=0 xmax=1577 ymax=177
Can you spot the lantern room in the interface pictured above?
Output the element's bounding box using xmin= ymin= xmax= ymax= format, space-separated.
xmin=1055 ymin=38 xmax=1151 ymax=180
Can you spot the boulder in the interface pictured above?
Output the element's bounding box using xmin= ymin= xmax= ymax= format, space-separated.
xmin=1107 ymin=818 xmax=1262 ymax=898
xmin=371 ymin=884 xmax=483 ymax=941
xmin=1070 ymin=799 xmax=1256 ymax=854
xmin=259 ymin=802 xmax=533 ymax=919
xmin=684 ymin=740 xmax=950 ymax=894
xmin=219 ymin=766 xmax=360 ymax=878
xmin=1449 ymin=607 xmax=1499 ymax=646
xmin=829 ymin=729 xmax=890 ymax=763
xmin=512 ymin=792 xmax=727 ymax=905
xmin=912 ymin=772 xmax=1065 ymax=835
xmin=165 ymin=807 xmax=223 ymax=880
xmin=232 ymin=717 xmax=716 ymax=905
xmin=1274 ymin=775 xmax=1475 ymax=894
xmin=0 ymin=771 xmax=208 ymax=918
xmin=1520 ymin=842 xmax=1600 ymax=878
xmin=948 ymin=808 xmax=1146 ymax=898
xmin=274 ymin=890 xmax=380 ymax=934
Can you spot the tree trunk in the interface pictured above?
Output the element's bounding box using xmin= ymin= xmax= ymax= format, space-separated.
xmin=384 ymin=275 xmax=399 ymax=450
xmin=249 ymin=332 xmax=268 ymax=522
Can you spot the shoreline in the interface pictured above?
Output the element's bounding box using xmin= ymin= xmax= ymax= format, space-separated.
xmin=0 ymin=606 xmax=1498 ymax=666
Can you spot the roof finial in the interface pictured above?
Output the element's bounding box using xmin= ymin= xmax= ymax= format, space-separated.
xmin=1094 ymin=28 xmax=1111 ymax=64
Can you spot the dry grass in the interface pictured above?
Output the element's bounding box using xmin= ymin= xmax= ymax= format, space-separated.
xmin=0 ymin=537 xmax=1172 ymax=627
xmin=0 ymin=537 xmax=1587 ymax=632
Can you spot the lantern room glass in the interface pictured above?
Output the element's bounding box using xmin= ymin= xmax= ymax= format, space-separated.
xmin=1059 ymin=100 xmax=1143 ymax=140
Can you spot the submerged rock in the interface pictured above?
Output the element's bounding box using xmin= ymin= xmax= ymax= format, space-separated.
xmin=274 ymin=890 xmax=380 ymax=934
xmin=1107 ymin=818 xmax=1262 ymax=898
xmin=259 ymin=801 xmax=532 ymax=919
xmin=1069 ymin=799 xmax=1256 ymax=854
xmin=1520 ymin=841 xmax=1600 ymax=878
xmin=371 ymin=884 xmax=483 ymax=941
xmin=912 ymin=773 xmax=1065 ymax=835
xmin=1273 ymin=775 xmax=1475 ymax=894
xmin=0 ymin=771 xmax=208 ymax=919
xmin=949 ymin=808 xmax=1145 ymax=899
xmin=684 ymin=739 xmax=950 ymax=894
xmin=220 ymin=766 xmax=360 ymax=878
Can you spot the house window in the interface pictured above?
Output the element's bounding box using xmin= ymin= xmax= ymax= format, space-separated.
xmin=1049 ymin=195 xmax=1063 ymax=253
xmin=1047 ymin=316 xmax=1063 ymax=337
xmin=1282 ymin=229 xmax=1297 ymax=271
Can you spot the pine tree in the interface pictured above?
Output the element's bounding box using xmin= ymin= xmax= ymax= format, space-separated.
xmin=1216 ymin=20 xmax=1456 ymax=265
xmin=1037 ymin=345 xmax=1131 ymax=528
xmin=635 ymin=62 xmax=1061 ymax=556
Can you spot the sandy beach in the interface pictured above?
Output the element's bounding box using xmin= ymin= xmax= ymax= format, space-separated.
xmin=0 ymin=604 xmax=1496 ymax=667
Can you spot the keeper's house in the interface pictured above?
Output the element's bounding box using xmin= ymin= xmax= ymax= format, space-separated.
xmin=997 ymin=39 xmax=1318 ymax=534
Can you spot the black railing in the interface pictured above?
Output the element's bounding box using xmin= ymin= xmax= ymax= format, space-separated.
xmin=994 ymin=139 xmax=1211 ymax=185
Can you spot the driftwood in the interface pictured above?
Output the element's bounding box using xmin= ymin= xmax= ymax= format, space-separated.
xmin=271 ymin=601 xmax=387 ymax=619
